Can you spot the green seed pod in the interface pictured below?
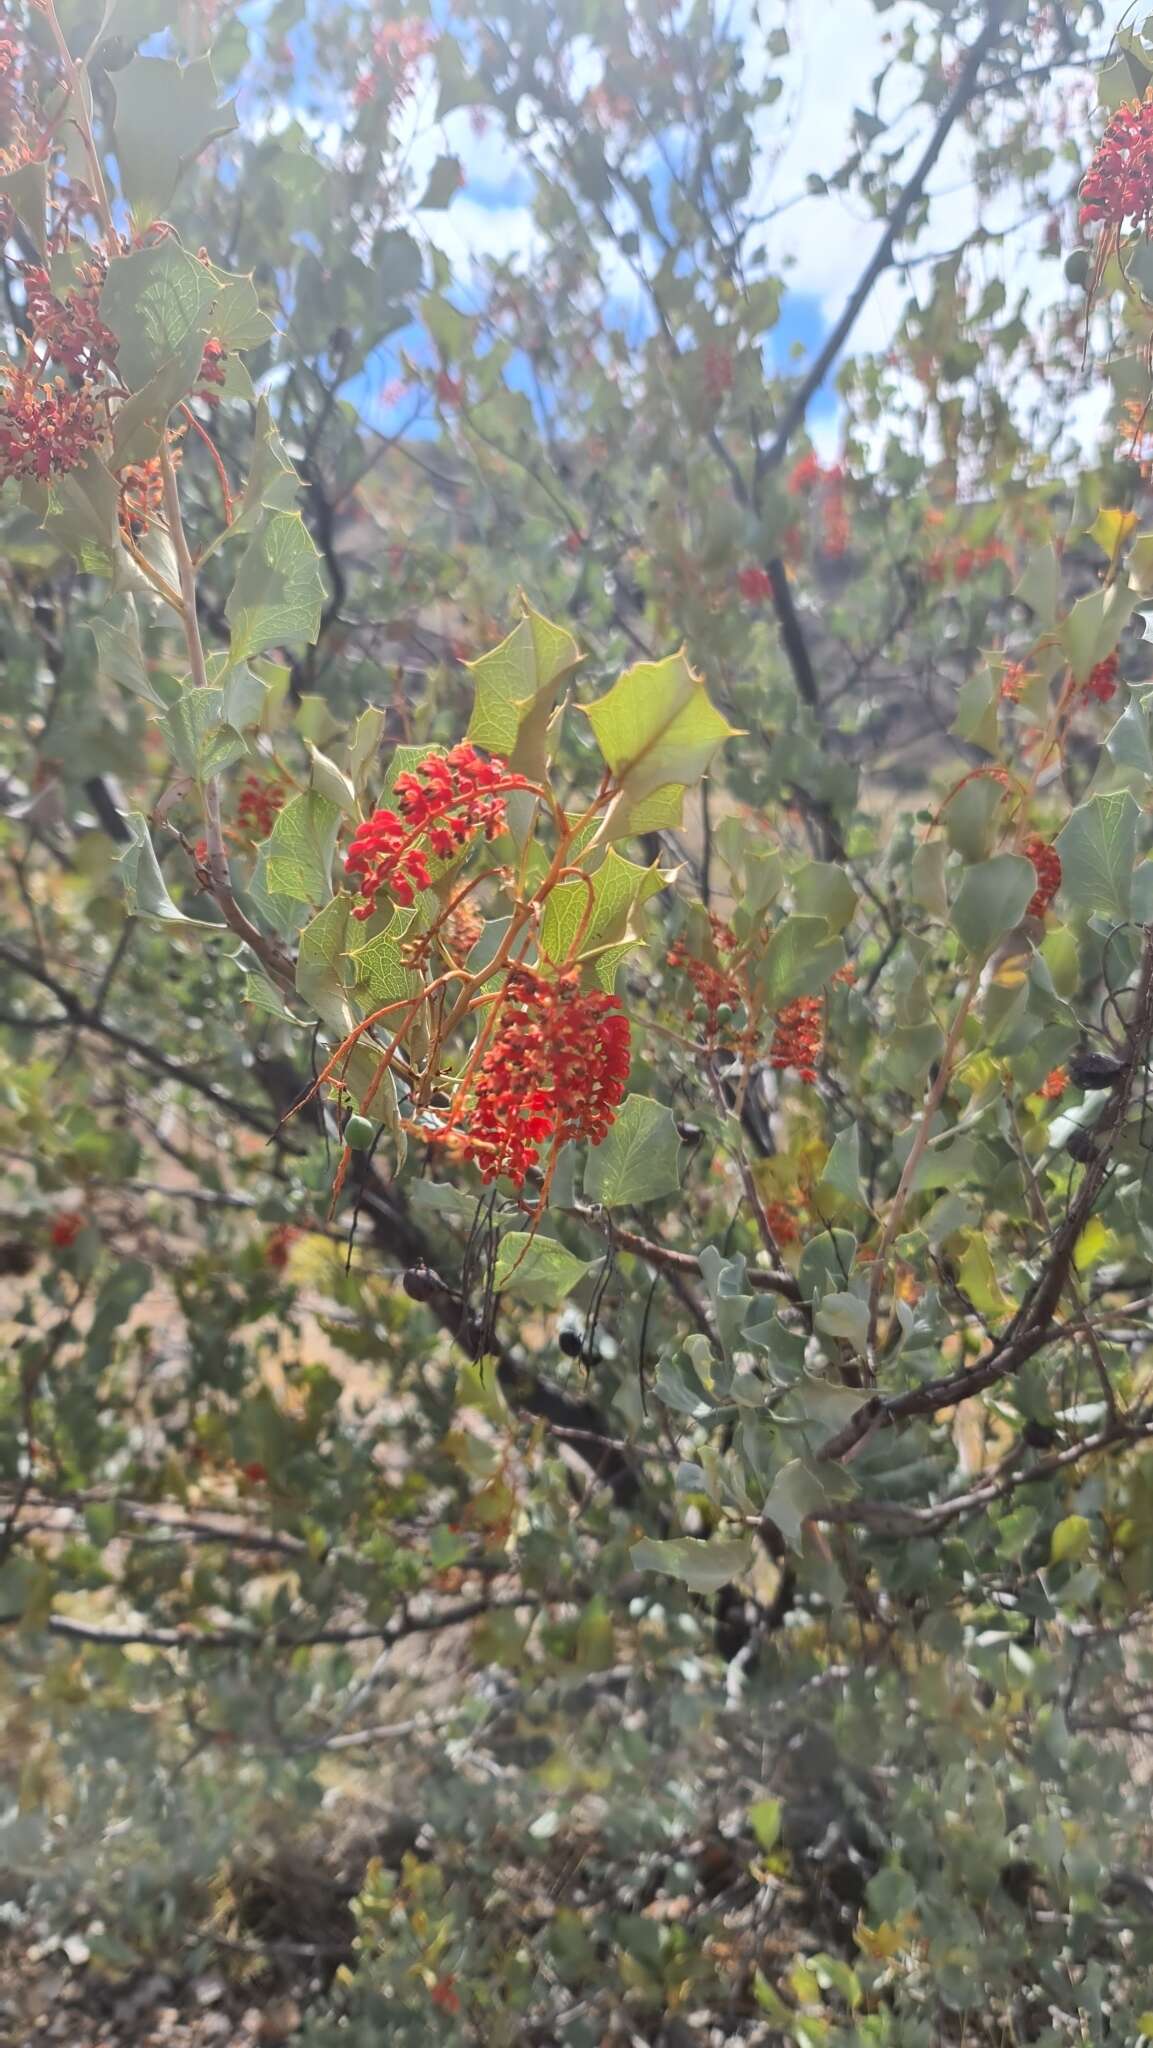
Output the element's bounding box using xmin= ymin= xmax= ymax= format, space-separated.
xmin=344 ymin=1114 xmax=378 ymax=1151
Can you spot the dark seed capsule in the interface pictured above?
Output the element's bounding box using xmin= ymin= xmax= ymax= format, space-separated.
xmin=558 ymin=1329 xmax=583 ymax=1358
xmin=1069 ymin=1050 xmax=1125 ymax=1090
xmin=1065 ymin=1124 xmax=1098 ymax=1163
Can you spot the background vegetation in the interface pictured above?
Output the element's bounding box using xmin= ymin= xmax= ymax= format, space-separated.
xmin=4 ymin=0 xmax=1153 ymax=2041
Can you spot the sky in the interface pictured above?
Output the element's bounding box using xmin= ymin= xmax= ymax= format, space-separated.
xmin=334 ymin=0 xmax=1124 ymax=457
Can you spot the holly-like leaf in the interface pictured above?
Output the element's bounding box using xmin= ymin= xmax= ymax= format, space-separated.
xmin=28 ymin=455 xmax=123 ymax=579
xmin=101 ymin=240 xmax=216 ymax=392
xmin=950 ymin=853 xmax=1036 ymax=958
xmin=112 ymin=56 xmax=238 ymax=216
xmin=89 ymin=595 xmax=160 ymax=705
xmin=540 ymin=848 xmax=665 ymax=968
xmin=264 ymin=790 xmax=340 ymax=906
xmin=582 ymin=649 xmax=740 ymax=837
xmin=583 ymin=1094 xmax=681 ymax=1207
xmin=466 ymin=604 xmax=583 ymax=765
xmin=1055 ymin=791 xmax=1139 ymax=923
xmin=950 ymin=668 xmax=999 ymax=756
xmin=631 ymin=1534 xmax=755 ymax=1594
xmin=226 ymin=513 xmax=326 ymax=662
xmin=202 ymin=265 xmax=275 ymax=350
xmin=819 ymin=1123 xmax=866 ymax=1208
xmin=493 ymin=1233 xmax=591 ymax=1307
xmin=296 ymin=895 xmax=355 ymax=1018
xmin=911 ymin=840 xmax=948 ymax=919
xmin=158 ymin=684 xmax=247 ymax=781
xmin=762 ymin=1459 xmax=828 ymax=1551
xmin=793 ymin=861 xmax=857 ymax=933
xmin=117 ymin=813 xmax=219 ymax=927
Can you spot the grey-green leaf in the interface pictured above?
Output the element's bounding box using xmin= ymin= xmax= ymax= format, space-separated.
xmin=583 ymin=1094 xmax=681 ymax=1208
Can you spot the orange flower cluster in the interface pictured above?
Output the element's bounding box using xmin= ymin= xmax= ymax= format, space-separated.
xmin=22 ymin=263 xmax=115 ymax=378
xmin=345 ymin=744 xmax=525 ymax=919
xmin=196 ymin=338 xmax=228 ymax=398
xmin=1023 ymin=836 xmax=1061 ymax=919
xmin=236 ymin=774 xmax=287 ymax=838
xmin=770 ymin=995 xmax=823 ymax=1084
xmin=1039 ymin=1066 xmax=1067 ymax=1102
xmin=458 ymin=968 xmax=631 ymax=1186
xmin=786 ymin=454 xmax=850 ymax=555
xmin=0 ymin=365 xmax=102 ymax=483
xmin=1080 ymin=95 xmax=1153 ymax=232
xmin=999 ymin=660 xmax=1032 ymax=703
xmin=763 ymin=1199 xmax=800 ymax=1246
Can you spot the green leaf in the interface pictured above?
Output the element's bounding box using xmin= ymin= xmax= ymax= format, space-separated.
xmin=226 ymin=512 xmax=326 ymax=662
xmin=911 ymin=840 xmax=948 ymax=919
xmin=748 ymin=1799 xmax=782 ymax=1853
xmin=264 ymin=791 xmax=340 ymax=906
xmin=1055 ymin=791 xmax=1139 ymax=922
xmin=158 ymin=684 xmax=247 ymax=781
xmin=630 ymin=1534 xmax=754 ymax=1594
xmin=89 ymin=595 xmax=159 ymax=705
xmin=793 ymin=861 xmax=857 ymax=933
xmin=1014 ymin=544 xmax=1059 ymax=626
xmin=951 ymin=667 xmax=999 ymax=755
xmin=466 ymin=604 xmax=583 ymax=765
xmin=117 ymin=813 xmax=219 ymax=928
xmin=296 ymin=895 xmax=354 ymax=1016
xmin=111 ymin=353 xmax=202 ymax=463
xmin=1058 ymin=582 xmax=1136 ymax=683
xmin=942 ymin=776 xmax=1006 ymax=863
xmin=493 ymin=1233 xmax=591 ymax=1306
xmin=112 ymin=56 xmax=238 ymax=216
xmin=419 ymin=153 xmax=464 ymax=208
xmin=305 ymin=741 xmax=357 ymax=813
xmin=222 ymin=399 xmax=301 ymax=544
xmin=351 ymin=914 xmax=421 ymax=1008
xmin=0 ymin=157 xmax=47 ymax=256
xmin=202 ymin=264 xmax=275 ymax=350
xmin=819 ymin=1124 xmax=865 ymax=1208
xmin=1050 ymin=1513 xmax=1092 ymax=1564
xmin=814 ymin=1292 xmax=868 ymax=1349
xmin=25 ymin=455 xmax=123 ymax=578
xmin=757 ymin=914 xmax=845 ymax=1010
xmin=540 ymin=848 xmax=665 ymax=969
xmin=763 ymin=1459 xmax=827 ymax=1551
xmin=101 ymin=240 xmax=217 ymax=391
xmin=582 ymin=649 xmax=740 ymax=837
xmin=957 ymin=1233 xmax=1011 ymax=1319
xmin=583 ymin=1094 xmax=681 ymax=1208
xmin=950 ymin=854 xmax=1036 ymax=958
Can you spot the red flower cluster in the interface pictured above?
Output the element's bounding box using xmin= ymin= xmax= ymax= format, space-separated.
xmin=118 ymin=438 xmax=182 ymax=538
xmin=701 ymin=341 xmax=733 ymax=403
xmin=786 ymin=455 xmax=850 ymax=554
xmin=1000 ymin=659 xmax=1032 ymax=703
xmin=1083 ymin=651 xmax=1120 ymax=703
xmin=345 ymin=744 xmax=523 ymax=919
xmin=460 ymin=968 xmax=631 ymax=1186
xmin=236 ymin=773 xmax=286 ymax=838
xmin=355 ymin=17 xmax=436 ymax=105
xmin=22 ymin=264 xmax=116 ymax=377
xmin=1039 ymin=1066 xmax=1068 ymax=1102
xmin=50 ymin=1211 xmax=84 ymax=1249
xmin=1023 ymin=835 xmax=1061 ymax=919
xmin=668 ymin=936 xmax=740 ymax=1038
xmin=197 ymin=338 xmax=228 ymax=397
xmin=770 ymin=996 xmax=823 ymax=1084
xmin=737 ymin=563 xmax=772 ymax=603
xmin=1080 ymin=96 xmax=1153 ymax=232
xmin=787 ymin=452 xmax=822 ymax=494
xmin=0 ymin=366 xmax=102 ymax=483
xmin=265 ymin=1224 xmax=300 ymax=1270
xmin=763 ymin=1199 xmax=800 ymax=1247
xmin=926 ymin=538 xmax=1012 ymax=584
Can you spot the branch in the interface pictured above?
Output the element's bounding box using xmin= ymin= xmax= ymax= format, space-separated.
xmin=756 ymin=0 xmax=1007 ymax=480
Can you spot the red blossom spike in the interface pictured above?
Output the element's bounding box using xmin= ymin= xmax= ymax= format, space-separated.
xmin=0 ymin=365 xmax=102 ymax=483
xmin=345 ymin=744 xmax=527 ymax=919
xmin=1082 ymin=651 xmax=1120 ymax=703
xmin=1023 ymin=836 xmax=1061 ymax=919
xmin=455 ymin=968 xmax=631 ymax=1186
xmin=21 ymin=263 xmax=116 ymax=377
xmin=770 ymin=995 xmax=823 ymax=1084
xmin=1080 ymin=95 xmax=1153 ymax=234
xmin=236 ymin=772 xmax=287 ymax=838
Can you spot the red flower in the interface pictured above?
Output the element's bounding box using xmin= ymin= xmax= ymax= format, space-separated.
xmin=770 ymin=996 xmax=823 ymax=1084
xmin=788 ymin=452 xmax=822 ymax=495
xmin=1000 ymin=659 xmax=1031 ymax=703
xmin=668 ymin=936 xmax=739 ymax=1042
xmin=1040 ymin=1066 xmax=1067 ymax=1102
xmin=430 ymin=1978 xmax=461 ymax=2016
xmin=1083 ymin=651 xmax=1120 ymax=703
xmin=0 ymin=366 xmax=102 ymax=483
xmin=763 ymin=1199 xmax=800 ymax=1246
xmin=435 ymin=370 xmax=462 ymax=406
xmin=1080 ymin=95 xmax=1153 ymax=232
xmin=738 ymin=564 xmax=771 ymax=603
xmin=50 ymin=1211 xmax=84 ymax=1249
xmin=196 ymin=338 xmax=228 ymax=397
xmin=457 ymin=968 xmax=631 ymax=1186
xmin=265 ymin=1224 xmax=300 ymax=1270
xmin=236 ymin=773 xmax=287 ymax=839
xmin=240 ymin=1461 xmax=268 ymax=1485
xmin=345 ymin=744 xmax=525 ymax=920
xmin=22 ymin=264 xmax=116 ymax=377
xmin=1023 ymin=835 xmax=1061 ymax=919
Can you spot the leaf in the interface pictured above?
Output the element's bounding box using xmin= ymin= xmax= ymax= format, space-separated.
xmin=950 ymin=668 xmax=999 ymax=756
xmin=1058 ymin=583 xmax=1136 ymax=683
xmin=540 ymin=848 xmax=664 ymax=968
xmin=100 ymin=240 xmax=216 ymax=391
xmin=202 ymin=264 xmax=275 ymax=350
xmin=957 ymin=1233 xmax=1011 ymax=1319
xmin=1055 ymin=791 xmax=1139 ymax=922
xmin=296 ymin=895 xmax=354 ymax=1015
xmin=814 ymin=1292 xmax=868 ymax=1349
xmin=762 ymin=1459 xmax=827 ymax=1551
xmin=757 ymin=914 xmax=845 ymax=1010
xmin=819 ymin=1123 xmax=865 ymax=1207
xmin=942 ymin=776 xmax=1006 ymax=863
xmin=112 ymin=55 xmax=238 ymax=215
xmin=582 ymin=649 xmax=740 ymax=836
xmin=89 ymin=595 xmax=159 ymax=705
xmin=26 ymin=455 xmax=123 ymax=578
xmin=111 ymin=352 xmax=202 ymax=463
xmin=0 ymin=156 xmax=47 ymax=256
xmin=116 ymin=813 xmax=219 ymax=928
xmin=158 ymin=684 xmax=247 ymax=781
xmin=493 ymin=1233 xmax=591 ymax=1307
xmin=911 ymin=840 xmax=948 ymax=918
xmin=1089 ymin=507 xmax=1139 ymax=561
xmin=305 ymin=741 xmax=357 ymax=813
xmin=419 ymin=153 xmax=464 ymax=207
xmin=351 ymin=918 xmax=421 ymax=1008
xmin=226 ymin=512 xmax=326 ymax=662
xmin=1050 ymin=1514 xmax=1092 ymax=1564
xmin=748 ymin=1799 xmax=782 ymax=1853
xmin=224 ymin=399 xmax=301 ymax=543
xmin=1014 ymin=544 xmax=1059 ymax=626
xmin=264 ymin=791 xmax=340 ymax=906
xmin=950 ymin=853 xmax=1036 ymax=958
xmin=466 ymin=604 xmax=583 ymax=763
xmin=793 ymin=861 xmax=857 ymax=932
xmin=584 ymin=1094 xmax=681 ymax=1208
xmin=630 ymin=1534 xmax=755 ymax=1594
